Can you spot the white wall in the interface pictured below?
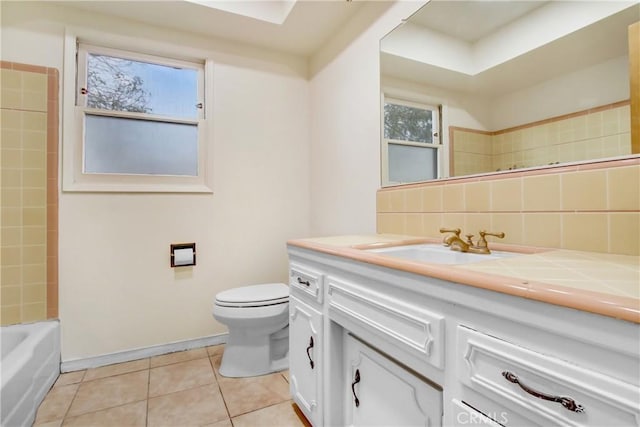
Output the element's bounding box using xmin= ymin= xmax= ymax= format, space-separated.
xmin=1 ymin=2 xmax=310 ymax=361
xmin=308 ymin=1 xmax=424 ymax=236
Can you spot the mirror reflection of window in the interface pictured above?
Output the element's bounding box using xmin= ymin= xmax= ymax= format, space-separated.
xmin=382 ymin=98 xmax=442 ymax=186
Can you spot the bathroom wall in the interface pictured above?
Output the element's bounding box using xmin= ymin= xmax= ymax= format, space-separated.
xmin=1 ymin=2 xmax=310 ymax=361
xmin=1 ymin=61 xmax=58 ymax=325
xmin=377 ymin=158 xmax=640 ymax=256
xmin=452 ymin=102 xmax=631 ymax=176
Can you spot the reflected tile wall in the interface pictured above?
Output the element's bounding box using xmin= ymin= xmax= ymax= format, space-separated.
xmin=377 ymin=158 xmax=640 ymax=256
xmin=1 ymin=61 xmax=58 ymax=325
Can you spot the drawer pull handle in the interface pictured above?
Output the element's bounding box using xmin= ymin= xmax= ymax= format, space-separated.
xmin=297 ymin=277 xmax=310 ymax=287
xmin=352 ymin=369 xmax=361 ymax=408
xmin=306 ymin=336 xmax=315 ymax=369
xmin=502 ymin=371 xmax=585 ymax=413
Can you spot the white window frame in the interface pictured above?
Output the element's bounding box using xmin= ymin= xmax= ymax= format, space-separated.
xmin=62 ymin=27 xmax=214 ymax=192
xmin=381 ymin=95 xmax=444 ymax=186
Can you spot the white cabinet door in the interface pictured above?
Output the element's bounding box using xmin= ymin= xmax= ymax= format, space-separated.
xmin=289 ymin=295 xmax=322 ymax=426
xmin=344 ymin=333 xmax=442 ymax=427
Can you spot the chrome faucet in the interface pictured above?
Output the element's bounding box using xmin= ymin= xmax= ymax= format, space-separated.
xmin=439 ymin=228 xmax=505 ymax=254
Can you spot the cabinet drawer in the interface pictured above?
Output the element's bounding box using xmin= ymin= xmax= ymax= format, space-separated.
xmin=457 ymin=325 xmax=640 ymax=426
xmin=328 ymin=275 xmax=444 ymax=369
xmin=289 ymin=263 xmax=323 ymax=304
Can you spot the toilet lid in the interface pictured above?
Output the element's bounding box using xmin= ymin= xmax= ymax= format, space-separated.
xmin=215 ymin=283 xmax=289 ymax=307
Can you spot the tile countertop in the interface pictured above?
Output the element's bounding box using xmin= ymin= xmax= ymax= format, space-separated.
xmin=287 ymin=234 xmax=640 ymax=324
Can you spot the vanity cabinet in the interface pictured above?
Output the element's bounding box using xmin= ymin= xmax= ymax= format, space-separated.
xmin=287 ymin=244 xmax=640 ymax=427
xmin=343 ymin=333 xmax=442 ymax=427
xmin=289 ymin=263 xmax=324 ymax=426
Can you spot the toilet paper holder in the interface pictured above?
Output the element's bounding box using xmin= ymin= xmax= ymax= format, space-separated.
xmin=170 ymin=243 xmax=196 ymax=267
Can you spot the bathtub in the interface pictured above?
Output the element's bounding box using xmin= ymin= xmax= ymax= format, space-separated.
xmin=1 ymin=321 xmax=60 ymax=427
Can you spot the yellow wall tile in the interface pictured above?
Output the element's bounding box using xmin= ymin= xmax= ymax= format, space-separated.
xmin=2 ymin=169 xmax=21 ymax=187
xmin=608 ymin=166 xmax=640 ymax=210
xmin=22 ymin=169 xmax=46 ymax=188
xmin=405 ymin=213 xmax=424 ymax=236
xmin=388 ymin=190 xmax=406 ymax=212
xmin=22 ymin=130 xmax=46 ymax=150
xmin=1 ymin=129 xmax=21 ymax=149
xmin=523 ymin=174 xmax=561 ymax=211
xmin=1 ymin=89 xmax=22 ymax=109
xmin=0 ymin=305 xmax=21 ymax=325
xmin=23 ymin=263 xmax=46 ymax=284
xmin=463 ymin=213 xmax=491 ymax=238
xmin=22 ymin=111 xmax=46 ymax=131
xmin=489 ymin=213 xmax=523 ymax=245
xmin=22 ymin=72 xmax=47 ymax=94
xmin=440 ymin=213 xmax=465 ymax=233
xmin=376 ymin=191 xmax=391 ymax=213
xmin=377 ymin=213 xmax=405 ymax=235
xmin=1 ymin=69 xmax=22 ymax=90
xmin=22 ymin=149 xmax=46 ymax=169
xmin=23 ymin=283 xmax=46 ymax=304
xmin=1 ymin=227 xmax=21 ymax=246
xmin=562 ymin=213 xmax=608 ymax=253
xmin=22 ymin=207 xmax=46 ymax=226
xmin=523 ymin=213 xmax=561 ymax=248
xmin=1 ymin=285 xmax=21 ymax=306
xmin=464 ymin=182 xmax=490 ymax=211
xmin=22 ymin=188 xmax=46 ymax=207
xmin=1 ymin=188 xmax=21 ymax=207
xmin=405 ymin=188 xmax=423 ymax=212
xmin=423 ymin=213 xmax=443 ymax=238
xmin=561 ymin=170 xmax=607 ymax=210
xmin=22 ymin=302 xmax=45 ymax=322
xmin=422 ymin=186 xmax=442 ymax=212
xmin=1 ymin=266 xmax=21 ymax=286
xmin=1 ymin=208 xmax=22 ymax=226
xmin=0 ymin=109 xmax=21 ymax=129
xmin=609 ymin=213 xmax=640 ymax=255
xmin=22 ymin=245 xmax=45 ymax=264
xmin=1 ymin=246 xmax=22 ymax=266
xmin=491 ymin=178 xmax=522 ymax=211
xmin=443 ymin=184 xmax=464 ymax=211
xmin=1 ymin=149 xmax=21 ymax=169
xmin=23 ymin=226 xmax=46 ymax=245
xmin=22 ymin=91 xmax=47 ymax=112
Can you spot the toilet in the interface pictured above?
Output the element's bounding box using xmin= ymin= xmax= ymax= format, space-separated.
xmin=212 ymin=283 xmax=289 ymax=377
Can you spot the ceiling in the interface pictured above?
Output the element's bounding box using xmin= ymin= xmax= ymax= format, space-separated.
xmin=408 ymin=0 xmax=547 ymax=43
xmin=55 ymin=0 xmax=367 ymax=57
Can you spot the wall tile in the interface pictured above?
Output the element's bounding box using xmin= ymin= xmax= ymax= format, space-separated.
xmin=443 ymin=184 xmax=464 ymax=211
xmin=422 ymin=186 xmax=442 ymax=212
xmin=523 ymin=213 xmax=561 ymax=248
xmin=561 ymin=170 xmax=607 ymax=211
xmin=405 ymin=213 xmax=424 ymax=236
xmin=608 ymin=166 xmax=640 ymax=211
xmin=1 ymin=266 xmax=21 ymax=287
xmin=463 ymin=213 xmax=492 ymax=238
xmin=464 ymin=182 xmax=490 ymax=211
xmin=562 ymin=213 xmax=608 ymax=253
xmin=489 ymin=213 xmax=522 ymax=245
xmin=1 ymin=285 xmax=21 ymax=306
xmin=423 ymin=213 xmax=443 ymax=238
xmin=523 ymin=174 xmax=561 ymax=211
xmin=0 ymin=305 xmax=21 ymax=325
xmin=1 ymin=69 xmax=22 ymax=89
xmin=405 ymin=188 xmax=423 ymax=213
xmin=609 ymin=213 xmax=640 ymax=256
xmin=376 ymin=191 xmax=391 ymax=213
xmin=388 ymin=190 xmax=405 ymax=212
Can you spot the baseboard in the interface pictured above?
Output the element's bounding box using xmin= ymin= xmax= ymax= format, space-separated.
xmin=61 ymin=333 xmax=228 ymax=373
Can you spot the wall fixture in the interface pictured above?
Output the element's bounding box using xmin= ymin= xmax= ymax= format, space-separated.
xmin=170 ymin=243 xmax=196 ymax=267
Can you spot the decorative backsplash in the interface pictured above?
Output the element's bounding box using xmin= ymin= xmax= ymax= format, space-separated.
xmin=377 ymin=157 xmax=640 ymax=256
xmin=451 ymin=102 xmax=631 ymax=176
xmin=1 ymin=61 xmax=59 ymax=325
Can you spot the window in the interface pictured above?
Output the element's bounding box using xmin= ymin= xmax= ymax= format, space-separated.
xmin=382 ymin=98 xmax=442 ymax=186
xmin=63 ymin=32 xmax=213 ymax=192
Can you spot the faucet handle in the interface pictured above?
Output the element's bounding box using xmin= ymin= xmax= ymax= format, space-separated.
xmin=465 ymin=234 xmax=474 ymax=245
xmin=439 ymin=228 xmax=461 ymax=236
xmin=477 ymin=230 xmax=505 ymax=248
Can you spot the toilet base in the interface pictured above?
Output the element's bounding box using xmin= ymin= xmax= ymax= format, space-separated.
xmin=219 ymin=326 xmax=289 ymax=378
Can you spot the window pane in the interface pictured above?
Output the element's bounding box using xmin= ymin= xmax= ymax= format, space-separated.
xmin=384 ymin=102 xmax=433 ymax=143
xmin=84 ymin=115 xmax=198 ymax=176
xmin=388 ymin=144 xmax=437 ymax=183
xmin=86 ymin=53 xmax=199 ymax=119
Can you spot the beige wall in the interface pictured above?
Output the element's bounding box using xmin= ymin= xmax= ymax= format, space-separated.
xmin=377 ymin=158 xmax=640 ymax=256
xmin=1 ymin=62 xmax=58 ymax=325
xmin=1 ymin=3 xmax=310 ymax=361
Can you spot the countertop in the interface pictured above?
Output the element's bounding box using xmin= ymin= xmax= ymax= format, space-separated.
xmin=287 ymin=234 xmax=640 ymax=324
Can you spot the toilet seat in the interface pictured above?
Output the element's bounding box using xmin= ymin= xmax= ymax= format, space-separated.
xmin=215 ymin=283 xmax=289 ymax=308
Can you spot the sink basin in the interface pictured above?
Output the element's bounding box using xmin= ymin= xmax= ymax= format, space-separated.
xmin=366 ymin=243 xmax=522 ymax=265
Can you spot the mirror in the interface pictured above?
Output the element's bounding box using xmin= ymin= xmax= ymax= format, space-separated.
xmin=380 ymin=0 xmax=639 ymax=186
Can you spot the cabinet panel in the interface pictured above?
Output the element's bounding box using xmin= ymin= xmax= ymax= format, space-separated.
xmin=289 ymin=296 xmax=323 ymax=426
xmin=343 ymin=333 xmax=442 ymax=427
xmin=457 ymin=325 xmax=640 ymax=426
xmin=328 ymin=275 xmax=445 ymax=369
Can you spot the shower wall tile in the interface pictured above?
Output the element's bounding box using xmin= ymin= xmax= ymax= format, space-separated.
xmin=1 ymin=62 xmax=58 ymax=326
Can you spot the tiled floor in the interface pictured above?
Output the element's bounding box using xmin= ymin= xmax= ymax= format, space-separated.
xmin=34 ymin=345 xmax=309 ymax=427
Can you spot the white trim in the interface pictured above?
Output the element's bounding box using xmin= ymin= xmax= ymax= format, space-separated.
xmin=60 ymin=333 xmax=228 ymax=372
xmin=62 ymin=26 xmax=214 ymax=193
